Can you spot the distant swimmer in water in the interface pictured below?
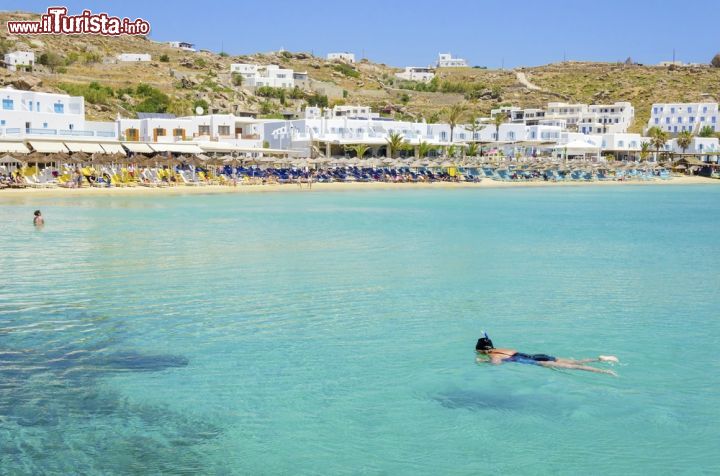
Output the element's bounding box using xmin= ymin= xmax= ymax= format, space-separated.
xmin=33 ymin=210 xmax=44 ymax=227
xmin=475 ymin=332 xmax=619 ymax=376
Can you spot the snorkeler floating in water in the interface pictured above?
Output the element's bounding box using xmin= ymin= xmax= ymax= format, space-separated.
xmin=475 ymin=332 xmax=619 ymax=376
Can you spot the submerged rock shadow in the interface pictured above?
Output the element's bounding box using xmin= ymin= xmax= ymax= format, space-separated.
xmin=0 ymin=307 xmax=224 ymax=474
xmin=433 ymin=389 xmax=570 ymax=415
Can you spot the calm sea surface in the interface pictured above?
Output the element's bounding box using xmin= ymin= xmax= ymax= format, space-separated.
xmin=1 ymin=186 xmax=719 ymax=475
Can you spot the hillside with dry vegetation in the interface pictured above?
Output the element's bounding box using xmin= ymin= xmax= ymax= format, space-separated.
xmin=2 ymin=11 xmax=720 ymax=132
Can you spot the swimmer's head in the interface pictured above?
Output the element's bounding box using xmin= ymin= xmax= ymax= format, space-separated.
xmin=475 ymin=332 xmax=494 ymax=352
xmin=34 ymin=210 xmax=41 ymax=216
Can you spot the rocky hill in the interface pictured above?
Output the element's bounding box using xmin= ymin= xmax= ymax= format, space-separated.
xmin=2 ymin=11 xmax=720 ymax=132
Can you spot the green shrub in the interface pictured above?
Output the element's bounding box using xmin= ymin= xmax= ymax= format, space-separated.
xmin=38 ymin=51 xmax=64 ymax=72
xmin=159 ymin=54 xmax=170 ymax=62
xmin=65 ymin=52 xmax=79 ymax=65
xmin=306 ymin=93 xmax=328 ymax=108
xmin=397 ymin=77 xmax=439 ymax=93
xmin=288 ymin=86 xmax=304 ymax=99
xmin=83 ymin=52 xmax=102 ymax=64
xmin=219 ymin=51 xmax=229 ymax=57
xmin=231 ymin=73 xmax=243 ymax=86
xmin=333 ymin=63 xmax=360 ymax=78
xmin=260 ymin=100 xmax=274 ymax=114
xmin=57 ymin=81 xmax=114 ymax=104
xmin=0 ymin=38 xmax=11 ymax=56
xmin=193 ymin=99 xmax=209 ymax=112
xmin=134 ymin=83 xmax=171 ymax=113
xmin=255 ymin=86 xmax=286 ymax=99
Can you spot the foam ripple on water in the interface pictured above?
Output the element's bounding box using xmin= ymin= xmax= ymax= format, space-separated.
xmin=0 ymin=186 xmax=719 ymax=474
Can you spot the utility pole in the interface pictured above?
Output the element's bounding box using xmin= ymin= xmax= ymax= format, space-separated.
xmin=672 ymin=48 xmax=676 ymax=64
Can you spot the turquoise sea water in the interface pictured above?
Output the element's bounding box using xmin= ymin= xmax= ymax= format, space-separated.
xmin=1 ymin=186 xmax=719 ymax=475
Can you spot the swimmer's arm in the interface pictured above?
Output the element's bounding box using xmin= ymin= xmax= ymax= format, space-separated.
xmin=489 ymin=355 xmax=504 ymax=365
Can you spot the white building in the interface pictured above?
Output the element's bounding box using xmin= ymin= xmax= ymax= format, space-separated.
xmin=545 ymin=102 xmax=584 ymax=128
xmin=230 ymin=63 xmax=294 ymax=88
xmin=437 ymin=53 xmax=468 ymax=68
xmin=1 ymin=87 xmax=83 ymax=135
xmin=4 ymin=51 xmax=35 ymax=71
xmin=263 ymin=104 xmax=576 ymax=157
xmin=167 ymin=41 xmax=196 ymax=52
xmin=395 ymin=66 xmax=435 ymax=83
xmin=117 ymin=53 xmax=151 ymax=62
xmin=647 ymin=102 xmax=719 ymax=134
xmin=491 ymin=106 xmax=546 ymax=125
xmin=263 ymin=106 xmax=457 ymax=156
xmin=0 ymin=86 xmax=119 ymax=157
xmin=665 ymin=136 xmax=719 ymax=162
xmin=657 ymin=61 xmax=707 ymax=68
xmin=576 ymin=102 xmax=634 ymax=134
xmin=117 ymin=113 xmax=263 ymax=146
xmin=327 ymin=52 xmax=355 ymax=63
xmin=546 ymin=102 xmax=634 ymax=133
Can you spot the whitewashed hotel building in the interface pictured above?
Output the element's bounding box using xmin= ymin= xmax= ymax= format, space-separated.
xmin=4 ymin=51 xmax=35 ymax=71
xmin=0 ymin=87 xmax=117 ymax=139
xmin=117 ymin=113 xmax=264 ymax=149
xmin=262 ymin=106 xmax=457 ymax=156
xmin=647 ymin=102 xmax=719 ymax=134
xmin=576 ymin=102 xmax=634 ymax=134
xmin=491 ymin=106 xmax=547 ymax=126
xmin=546 ymin=102 xmax=634 ymax=133
xmin=230 ymin=63 xmax=294 ymax=88
xmin=395 ymin=66 xmax=435 ymax=82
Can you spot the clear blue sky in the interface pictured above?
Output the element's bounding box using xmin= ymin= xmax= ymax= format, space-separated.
xmin=3 ymin=0 xmax=720 ymax=68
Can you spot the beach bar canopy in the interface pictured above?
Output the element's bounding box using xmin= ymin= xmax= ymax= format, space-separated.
xmin=28 ymin=141 xmax=69 ymax=154
xmin=149 ymin=143 xmax=204 ymax=154
xmin=552 ymin=140 xmax=601 ymax=155
xmin=122 ymin=142 xmax=155 ymax=154
xmin=0 ymin=141 xmax=30 ymax=153
xmin=196 ymin=141 xmax=301 ymax=156
xmin=99 ymin=143 xmax=126 ymax=155
xmin=64 ymin=142 xmax=106 ymax=154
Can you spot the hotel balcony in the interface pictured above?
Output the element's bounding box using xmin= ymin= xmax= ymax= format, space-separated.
xmin=0 ymin=127 xmax=116 ymax=138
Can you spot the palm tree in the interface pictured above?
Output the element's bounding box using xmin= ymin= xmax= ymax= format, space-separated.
xmin=447 ymin=145 xmax=457 ymax=158
xmin=444 ymin=103 xmax=468 ymax=143
xmin=647 ymin=126 xmax=669 ymax=162
xmin=345 ymin=144 xmax=369 ymax=159
xmin=493 ymin=113 xmax=506 ymax=143
xmin=698 ymin=125 xmax=716 ymax=137
xmin=466 ymin=142 xmax=480 ymax=157
xmin=639 ymin=141 xmax=651 ymax=161
xmin=386 ymin=131 xmax=406 ymax=158
xmin=676 ymin=130 xmax=693 ymax=156
xmin=465 ymin=120 xmax=485 ymax=141
xmin=417 ymin=141 xmax=433 ymax=158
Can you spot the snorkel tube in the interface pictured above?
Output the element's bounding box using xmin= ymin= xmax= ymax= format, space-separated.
xmin=475 ymin=331 xmax=494 ymax=352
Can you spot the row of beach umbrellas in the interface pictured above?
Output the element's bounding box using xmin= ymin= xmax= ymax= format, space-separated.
xmin=0 ymin=151 xmax=693 ymax=172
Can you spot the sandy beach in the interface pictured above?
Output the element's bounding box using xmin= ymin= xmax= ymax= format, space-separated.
xmin=0 ymin=175 xmax=716 ymax=200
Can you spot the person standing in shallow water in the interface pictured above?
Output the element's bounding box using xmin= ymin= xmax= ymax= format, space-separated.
xmin=33 ymin=210 xmax=44 ymax=227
